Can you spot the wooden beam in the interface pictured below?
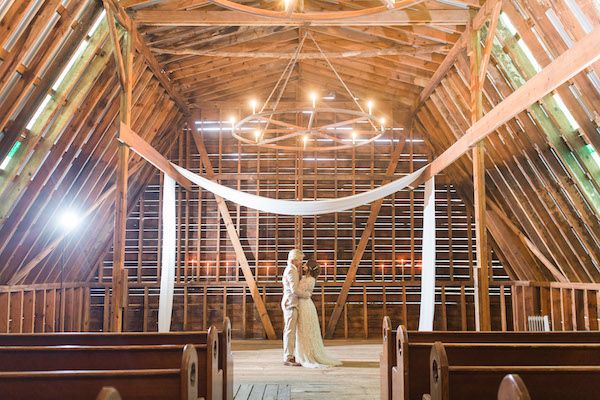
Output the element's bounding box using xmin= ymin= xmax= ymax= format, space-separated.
xmin=487 ymin=200 xmax=568 ymax=282
xmin=190 ymin=125 xmax=277 ymax=339
xmin=103 ymin=2 xmax=127 ymax=89
xmin=118 ymin=123 xmax=193 ymax=190
xmin=325 ymin=128 xmax=407 ymax=338
xmin=412 ymin=24 xmax=600 ymax=188
xmin=479 ymin=1 xmax=502 ymax=85
xmin=149 ymin=45 xmax=448 ymax=59
xmin=133 ymin=9 xmax=470 ymax=27
xmin=414 ymin=0 xmax=502 ymax=111
xmin=469 ymin=10 xmax=491 ymax=331
xmin=111 ymin=27 xmax=134 ymax=332
xmin=106 ymin=0 xmax=190 ymax=115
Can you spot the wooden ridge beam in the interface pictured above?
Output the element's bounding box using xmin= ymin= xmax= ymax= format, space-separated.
xmin=325 ymin=127 xmax=407 ymax=338
xmin=118 ymin=123 xmax=193 ymax=190
xmin=133 ymin=9 xmax=470 ymax=27
xmin=191 ymin=125 xmax=277 ymax=340
xmin=411 ymin=24 xmax=600 ymax=188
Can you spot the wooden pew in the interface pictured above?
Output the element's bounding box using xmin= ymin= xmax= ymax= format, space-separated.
xmin=97 ymin=387 xmax=122 ymax=400
xmin=430 ymin=342 xmax=600 ymax=400
xmin=0 ymin=318 xmax=233 ymax=400
xmin=497 ymin=375 xmax=530 ymax=400
xmin=380 ymin=316 xmax=396 ymax=400
xmin=0 ymin=327 xmax=222 ymax=400
xmin=0 ymin=344 xmax=200 ymax=400
xmin=387 ymin=323 xmax=600 ymax=400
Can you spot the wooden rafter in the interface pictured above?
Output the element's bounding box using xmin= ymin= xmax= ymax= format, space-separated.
xmin=118 ymin=123 xmax=193 ymax=190
xmin=411 ymin=24 xmax=600 ymax=188
xmin=105 ymin=0 xmax=190 ymax=114
xmin=414 ymin=0 xmax=503 ymax=112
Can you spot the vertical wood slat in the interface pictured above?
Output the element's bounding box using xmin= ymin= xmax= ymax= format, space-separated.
xmin=499 ymin=285 xmax=507 ymax=332
xmin=10 ymin=291 xmax=24 ymax=333
xmin=44 ymin=289 xmax=56 ymax=333
xmin=0 ymin=292 xmax=10 ymax=333
xmin=34 ymin=290 xmax=46 ymax=333
xmin=22 ymin=290 xmax=35 ymax=333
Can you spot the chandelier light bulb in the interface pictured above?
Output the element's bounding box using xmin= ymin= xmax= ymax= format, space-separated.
xmin=367 ymin=100 xmax=373 ymax=115
xmin=250 ymin=99 xmax=257 ymax=114
xmin=351 ymin=131 xmax=357 ymax=145
xmin=303 ymin=134 xmax=309 ymax=148
xmin=283 ymin=0 xmax=293 ymax=11
xmin=254 ymin=130 xmax=261 ymax=142
xmin=379 ymin=117 xmax=385 ymax=132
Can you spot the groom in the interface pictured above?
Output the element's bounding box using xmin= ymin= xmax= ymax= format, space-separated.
xmin=281 ymin=249 xmax=310 ymax=366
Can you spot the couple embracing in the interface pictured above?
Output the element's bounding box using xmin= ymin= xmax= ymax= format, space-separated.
xmin=281 ymin=249 xmax=342 ymax=368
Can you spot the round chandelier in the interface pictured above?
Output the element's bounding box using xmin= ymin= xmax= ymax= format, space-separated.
xmin=231 ymin=31 xmax=392 ymax=152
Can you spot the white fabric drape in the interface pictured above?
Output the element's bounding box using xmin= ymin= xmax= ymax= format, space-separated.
xmin=173 ymin=164 xmax=425 ymax=216
xmin=158 ymin=174 xmax=176 ymax=333
xmin=418 ymin=176 xmax=436 ymax=331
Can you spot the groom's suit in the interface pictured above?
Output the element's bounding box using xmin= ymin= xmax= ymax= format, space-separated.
xmin=281 ymin=262 xmax=308 ymax=361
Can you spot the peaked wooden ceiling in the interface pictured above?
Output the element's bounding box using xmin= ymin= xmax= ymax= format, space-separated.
xmin=128 ymin=0 xmax=473 ymax=106
xmin=0 ymin=0 xmax=598 ymax=287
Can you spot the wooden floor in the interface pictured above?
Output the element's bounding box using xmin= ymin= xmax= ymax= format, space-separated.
xmin=232 ymin=340 xmax=381 ymax=400
xmin=234 ymin=384 xmax=291 ymax=400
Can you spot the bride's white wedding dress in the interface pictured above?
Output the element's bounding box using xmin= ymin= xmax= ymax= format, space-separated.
xmin=294 ymin=276 xmax=342 ymax=368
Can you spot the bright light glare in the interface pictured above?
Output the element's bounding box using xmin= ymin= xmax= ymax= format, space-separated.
xmin=367 ymin=100 xmax=374 ymax=115
xmin=250 ymin=99 xmax=257 ymax=114
xmin=254 ymin=130 xmax=261 ymax=141
xmin=59 ymin=210 xmax=82 ymax=232
xmin=310 ymin=92 xmax=318 ymax=108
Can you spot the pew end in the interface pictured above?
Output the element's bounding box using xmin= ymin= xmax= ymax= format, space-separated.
xmin=380 ymin=316 xmax=394 ymax=400
xmin=429 ymin=342 xmax=449 ymax=400
xmin=206 ymin=326 xmax=224 ymax=400
xmin=182 ymin=344 xmax=200 ymax=400
xmin=497 ymin=375 xmax=530 ymax=400
xmin=222 ymin=317 xmax=233 ymax=400
xmin=390 ymin=325 xmax=409 ymax=400
xmin=96 ymin=387 xmax=122 ymax=400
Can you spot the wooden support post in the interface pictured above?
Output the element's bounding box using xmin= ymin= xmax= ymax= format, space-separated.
xmin=110 ymin=12 xmax=133 ymax=333
xmin=469 ymin=7 xmax=496 ymax=331
xmin=191 ymin=126 xmax=276 ymax=339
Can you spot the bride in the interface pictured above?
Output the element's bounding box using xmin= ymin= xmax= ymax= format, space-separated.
xmin=295 ymin=259 xmax=342 ymax=368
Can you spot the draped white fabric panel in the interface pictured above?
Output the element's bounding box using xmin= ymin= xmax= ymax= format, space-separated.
xmin=158 ymin=175 xmax=176 ymax=333
xmin=418 ymin=176 xmax=436 ymax=331
xmin=173 ymin=164 xmax=426 ymax=216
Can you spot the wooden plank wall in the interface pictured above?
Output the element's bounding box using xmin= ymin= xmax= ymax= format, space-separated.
xmin=0 ymin=283 xmax=90 ymax=333
xmin=93 ymin=107 xmax=513 ymax=337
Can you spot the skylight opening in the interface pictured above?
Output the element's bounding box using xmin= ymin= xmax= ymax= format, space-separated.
xmin=0 ymin=141 xmax=22 ymax=171
xmin=88 ymin=9 xmax=106 ymax=36
xmin=552 ymin=94 xmax=579 ymax=130
xmin=51 ymin=39 xmax=89 ymax=91
xmin=25 ymin=94 xmax=52 ymax=130
xmin=587 ymin=71 xmax=600 ymax=95
xmin=545 ymin=9 xmax=574 ymax=48
xmin=585 ymin=144 xmax=600 ymax=168
xmin=517 ymin=39 xmax=541 ymax=73
xmin=499 ymin=12 xmax=517 ymax=36
xmin=564 ymin=0 xmax=593 ymax=34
